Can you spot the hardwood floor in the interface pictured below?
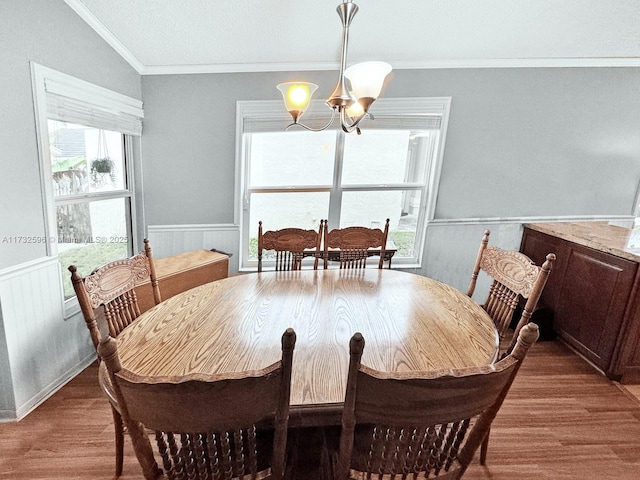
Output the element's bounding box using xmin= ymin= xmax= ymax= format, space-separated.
xmin=1 ymin=339 xmax=639 ymax=479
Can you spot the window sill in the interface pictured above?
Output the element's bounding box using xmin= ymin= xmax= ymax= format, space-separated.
xmin=63 ymin=297 xmax=81 ymax=320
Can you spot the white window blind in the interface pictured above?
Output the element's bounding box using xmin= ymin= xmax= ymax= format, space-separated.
xmin=241 ymin=98 xmax=444 ymax=134
xmin=243 ymin=115 xmax=442 ymax=133
xmin=41 ymin=69 xmax=143 ymax=136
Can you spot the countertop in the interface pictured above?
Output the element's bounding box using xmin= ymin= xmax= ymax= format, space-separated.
xmin=524 ymin=221 xmax=640 ymax=263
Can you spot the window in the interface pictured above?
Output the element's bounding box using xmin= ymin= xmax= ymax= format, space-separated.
xmin=49 ymin=121 xmax=132 ymax=298
xmin=31 ymin=63 xmax=143 ymax=306
xmin=236 ymin=97 xmax=451 ymax=270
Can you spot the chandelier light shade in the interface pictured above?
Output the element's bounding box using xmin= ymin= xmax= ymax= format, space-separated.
xmin=276 ymin=82 xmax=319 ymax=124
xmin=277 ymin=0 xmax=392 ymax=134
xmin=344 ymin=61 xmax=392 ymax=111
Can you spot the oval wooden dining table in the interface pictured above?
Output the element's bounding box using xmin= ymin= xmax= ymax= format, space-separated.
xmin=116 ymin=268 xmax=499 ymax=426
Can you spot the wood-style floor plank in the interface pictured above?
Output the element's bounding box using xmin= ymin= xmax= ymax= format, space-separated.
xmin=1 ymin=339 xmax=639 ymax=479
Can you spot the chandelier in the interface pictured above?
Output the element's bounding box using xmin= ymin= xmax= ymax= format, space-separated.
xmin=277 ymin=0 xmax=392 ymax=135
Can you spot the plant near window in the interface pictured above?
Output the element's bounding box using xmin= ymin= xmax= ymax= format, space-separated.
xmin=90 ymin=129 xmax=116 ymax=186
xmin=90 ymin=157 xmax=116 ymax=186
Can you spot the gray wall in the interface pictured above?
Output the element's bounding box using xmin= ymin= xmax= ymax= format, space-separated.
xmin=0 ymin=0 xmax=141 ymax=270
xmin=0 ymin=0 xmax=141 ymax=420
xmin=141 ymin=70 xmax=340 ymax=225
xmin=141 ymin=68 xmax=640 ymax=228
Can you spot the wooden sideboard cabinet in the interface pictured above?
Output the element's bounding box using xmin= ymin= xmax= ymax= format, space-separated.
xmin=135 ymin=249 xmax=229 ymax=313
xmin=521 ymin=223 xmax=640 ymax=383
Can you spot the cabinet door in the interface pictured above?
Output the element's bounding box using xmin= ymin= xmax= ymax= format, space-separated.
xmin=555 ymin=244 xmax=636 ymax=372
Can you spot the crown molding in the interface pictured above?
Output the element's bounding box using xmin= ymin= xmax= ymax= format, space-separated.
xmin=390 ymin=57 xmax=640 ymax=69
xmin=138 ymin=57 xmax=640 ymax=76
xmin=63 ymin=0 xmax=145 ymax=74
xmin=139 ymin=62 xmax=342 ymax=75
xmin=63 ymin=0 xmax=640 ymax=76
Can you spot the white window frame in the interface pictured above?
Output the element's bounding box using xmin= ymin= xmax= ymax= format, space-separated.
xmin=30 ymin=63 xmax=143 ymax=317
xmin=235 ymin=97 xmax=451 ymax=270
xmin=634 ymin=178 xmax=640 ymax=218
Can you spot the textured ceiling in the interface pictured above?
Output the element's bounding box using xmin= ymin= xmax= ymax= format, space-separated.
xmin=64 ymin=0 xmax=640 ymax=74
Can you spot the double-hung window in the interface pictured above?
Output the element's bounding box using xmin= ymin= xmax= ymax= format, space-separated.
xmin=236 ymin=97 xmax=451 ymax=270
xmin=31 ymin=63 xmax=143 ymax=305
xmin=48 ymin=121 xmax=132 ymax=299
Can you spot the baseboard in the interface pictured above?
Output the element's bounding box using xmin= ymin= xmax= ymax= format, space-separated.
xmin=9 ymin=352 xmax=96 ymax=422
xmin=555 ymin=336 xmax=610 ymax=380
xmin=0 ymin=409 xmax=16 ymax=423
xmin=614 ymin=382 xmax=640 ymax=407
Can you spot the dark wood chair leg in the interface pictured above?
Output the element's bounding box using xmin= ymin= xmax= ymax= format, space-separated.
xmin=480 ymin=427 xmax=490 ymax=465
xmin=111 ymin=405 xmax=125 ymax=477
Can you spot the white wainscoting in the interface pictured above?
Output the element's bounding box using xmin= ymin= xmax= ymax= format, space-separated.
xmin=0 ymin=256 xmax=95 ymax=421
xmin=147 ymin=218 xmax=633 ymax=287
xmin=0 ymin=217 xmax=631 ymax=421
xmin=147 ymin=224 xmax=240 ymax=274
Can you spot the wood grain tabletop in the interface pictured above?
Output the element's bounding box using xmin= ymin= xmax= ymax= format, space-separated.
xmin=117 ymin=269 xmax=498 ymax=418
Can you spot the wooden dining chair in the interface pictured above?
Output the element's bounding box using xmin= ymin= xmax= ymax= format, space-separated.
xmin=68 ymin=238 xmax=162 ymax=478
xmin=323 ymin=219 xmax=390 ymax=269
xmin=97 ymin=328 xmax=297 ymax=480
xmin=466 ymin=230 xmax=554 ymax=465
xmin=467 ymin=229 xmax=555 ymax=354
xmin=328 ymin=323 xmax=539 ymax=480
xmin=258 ymin=220 xmax=324 ymax=272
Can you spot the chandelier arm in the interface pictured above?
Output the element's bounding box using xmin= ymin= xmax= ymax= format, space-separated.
xmin=284 ymin=108 xmax=338 ymax=132
xmin=339 ymin=108 xmax=366 ymax=134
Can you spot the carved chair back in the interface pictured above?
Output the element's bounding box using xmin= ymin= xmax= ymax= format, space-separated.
xmin=323 ymin=219 xmax=390 ymax=269
xmin=69 ymin=238 xmax=161 ymax=350
xmin=98 ymin=328 xmax=297 ymax=480
xmin=68 ymin=238 xmax=161 ymax=477
xmin=258 ymin=220 xmax=323 ymax=272
xmin=332 ymin=324 xmax=539 ymax=480
xmin=467 ymin=230 xmax=555 ymax=352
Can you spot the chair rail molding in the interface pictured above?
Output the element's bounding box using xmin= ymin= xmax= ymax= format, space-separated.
xmin=422 ymin=214 xmax=634 ymax=298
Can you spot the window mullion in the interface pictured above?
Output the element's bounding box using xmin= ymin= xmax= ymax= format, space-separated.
xmin=328 ymin=131 xmax=345 ymax=230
